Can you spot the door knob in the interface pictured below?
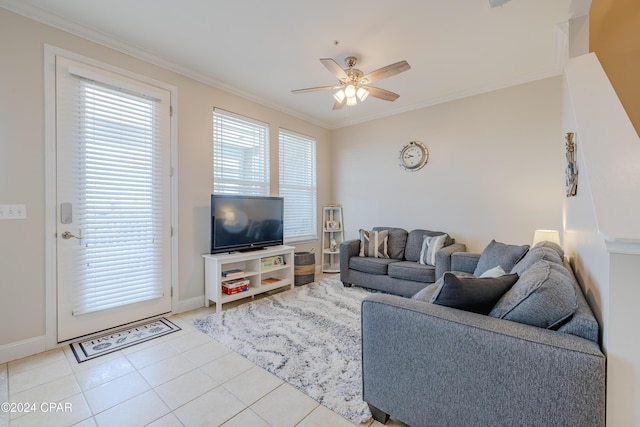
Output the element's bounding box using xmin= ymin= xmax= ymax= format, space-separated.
xmin=61 ymin=231 xmax=80 ymax=239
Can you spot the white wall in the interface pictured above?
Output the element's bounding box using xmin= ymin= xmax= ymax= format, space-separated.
xmin=561 ymin=70 xmax=609 ymax=341
xmin=332 ymin=77 xmax=564 ymax=252
xmin=563 ymin=52 xmax=640 ymax=427
xmin=0 ymin=8 xmax=331 ymax=358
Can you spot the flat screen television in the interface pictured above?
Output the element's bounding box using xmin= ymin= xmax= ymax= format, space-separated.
xmin=211 ymin=194 xmax=284 ymax=253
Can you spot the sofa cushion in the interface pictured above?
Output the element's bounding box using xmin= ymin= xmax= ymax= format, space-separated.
xmin=373 ymin=227 xmax=408 ymax=259
xmin=359 ymin=229 xmax=389 ymax=258
xmin=531 ymin=240 xmax=564 ymax=258
xmin=349 ymin=256 xmax=399 ymax=275
xmin=388 ymin=261 xmax=436 ymax=284
xmin=418 ymin=234 xmax=449 ymax=266
xmin=556 ymin=271 xmax=600 ymax=342
xmin=429 ymin=272 xmax=519 ymax=315
xmin=489 ymin=260 xmax=578 ymax=329
xmin=405 ymin=230 xmax=451 ymax=262
xmin=473 ymin=240 xmax=529 ymax=277
xmin=510 ymin=247 xmax=563 ymax=276
xmin=411 ymin=281 xmax=440 ymax=301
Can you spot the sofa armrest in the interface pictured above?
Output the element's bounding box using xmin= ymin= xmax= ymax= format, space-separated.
xmin=434 ymin=243 xmax=466 ymax=280
xmin=339 ymin=239 xmax=360 ymax=284
xmin=361 ymin=294 xmax=605 ymax=427
xmin=451 ymin=251 xmax=480 ymax=274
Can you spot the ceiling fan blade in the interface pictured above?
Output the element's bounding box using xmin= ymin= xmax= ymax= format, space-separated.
xmin=320 ymin=58 xmax=349 ymax=81
xmin=291 ymin=85 xmax=341 ymax=94
xmin=361 ymin=60 xmax=411 ymax=84
xmin=367 ymin=86 xmax=400 ymax=102
xmin=332 ymin=98 xmax=346 ymax=110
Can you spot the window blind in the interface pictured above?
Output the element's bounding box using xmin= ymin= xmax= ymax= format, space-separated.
xmin=279 ymin=129 xmax=317 ymax=242
xmin=213 ymin=109 xmax=269 ymax=195
xmin=63 ymin=74 xmax=166 ymax=316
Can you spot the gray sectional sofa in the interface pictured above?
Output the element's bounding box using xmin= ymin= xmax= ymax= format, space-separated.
xmin=361 ymin=241 xmax=605 ymax=427
xmin=340 ymin=227 xmax=466 ymax=297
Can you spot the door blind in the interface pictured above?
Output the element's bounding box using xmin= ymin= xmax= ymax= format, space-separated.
xmin=63 ymin=73 xmax=166 ymax=316
xmin=213 ymin=109 xmax=269 ymax=195
xmin=279 ymin=129 xmax=317 ymax=242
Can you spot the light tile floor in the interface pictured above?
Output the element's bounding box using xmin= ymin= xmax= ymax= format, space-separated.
xmin=0 ymin=304 xmax=408 ymax=427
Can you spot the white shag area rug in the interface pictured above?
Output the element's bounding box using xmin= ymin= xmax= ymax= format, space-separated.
xmin=193 ymin=275 xmax=373 ymax=424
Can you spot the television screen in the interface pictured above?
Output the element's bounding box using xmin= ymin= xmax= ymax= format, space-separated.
xmin=211 ymin=194 xmax=284 ymax=253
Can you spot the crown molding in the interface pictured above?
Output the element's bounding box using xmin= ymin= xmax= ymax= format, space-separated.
xmin=1 ymin=0 xmax=573 ymax=131
xmin=330 ymin=67 xmax=564 ymax=129
xmin=0 ymin=0 xmax=332 ymax=129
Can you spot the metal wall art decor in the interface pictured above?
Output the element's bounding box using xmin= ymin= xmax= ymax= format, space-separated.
xmin=565 ymin=132 xmax=578 ymax=197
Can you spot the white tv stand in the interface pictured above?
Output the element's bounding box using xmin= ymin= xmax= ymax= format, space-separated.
xmin=202 ymin=245 xmax=295 ymax=313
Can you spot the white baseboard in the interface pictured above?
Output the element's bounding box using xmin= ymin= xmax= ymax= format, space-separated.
xmin=174 ymin=295 xmax=206 ymax=314
xmin=0 ymin=335 xmax=46 ymax=364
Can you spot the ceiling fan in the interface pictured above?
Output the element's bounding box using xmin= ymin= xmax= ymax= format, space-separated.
xmin=292 ymin=56 xmax=411 ymax=110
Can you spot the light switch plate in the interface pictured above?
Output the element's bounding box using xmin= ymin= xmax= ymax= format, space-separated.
xmin=0 ymin=204 xmax=27 ymax=220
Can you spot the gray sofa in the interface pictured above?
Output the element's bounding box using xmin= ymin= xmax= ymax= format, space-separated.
xmin=361 ymin=242 xmax=605 ymax=427
xmin=340 ymin=227 xmax=466 ymax=297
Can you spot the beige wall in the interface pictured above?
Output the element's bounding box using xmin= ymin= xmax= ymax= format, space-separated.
xmin=0 ymin=8 xmax=331 ymax=352
xmin=332 ymin=77 xmax=564 ymax=253
xmin=590 ymin=0 xmax=640 ymax=135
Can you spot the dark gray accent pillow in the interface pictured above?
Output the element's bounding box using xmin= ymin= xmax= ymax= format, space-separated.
xmin=429 ymin=272 xmax=519 ymax=315
xmin=489 ymin=260 xmax=578 ymax=329
xmin=473 ymin=240 xmax=529 ymax=277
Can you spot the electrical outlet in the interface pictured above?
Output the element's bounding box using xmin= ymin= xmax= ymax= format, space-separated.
xmin=0 ymin=204 xmax=27 ymax=220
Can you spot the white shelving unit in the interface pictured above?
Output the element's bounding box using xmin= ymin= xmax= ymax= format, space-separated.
xmin=322 ymin=206 xmax=344 ymax=273
xmin=202 ymin=245 xmax=295 ymax=313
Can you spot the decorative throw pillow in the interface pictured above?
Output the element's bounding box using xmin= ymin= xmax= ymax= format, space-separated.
xmin=489 ymin=260 xmax=578 ymax=329
xmin=510 ymin=247 xmax=563 ymax=276
xmin=479 ymin=265 xmax=506 ymax=278
xmin=473 ymin=240 xmax=529 ymax=277
xmin=359 ymin=229 xmax=389 ymax=258
xmin=418 ymin=234 xmax=449 ymax=266
xmin=531 ymin=240 xmax=565 ymax=259
xmin=430 ymin=272 xmax=519 ymax=315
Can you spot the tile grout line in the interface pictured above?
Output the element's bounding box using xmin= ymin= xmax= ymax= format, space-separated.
xmin=3 ymin=302 xmax=370 ymax=427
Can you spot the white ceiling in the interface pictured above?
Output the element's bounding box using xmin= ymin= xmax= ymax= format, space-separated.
xmin=4 ymin=0 xmax=589 ymax=129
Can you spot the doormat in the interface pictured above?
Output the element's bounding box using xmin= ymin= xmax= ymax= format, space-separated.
xmin=69 ymin=318 xmax=181 ymax=363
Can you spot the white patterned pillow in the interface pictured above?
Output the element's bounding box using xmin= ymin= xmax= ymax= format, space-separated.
xmin=479 ymin=265 xmax=506 ymax=278
xmin=359 ymin=229 xmax=389 ymax=258
xmin=418 ymin=234 xmax=449 ymax=266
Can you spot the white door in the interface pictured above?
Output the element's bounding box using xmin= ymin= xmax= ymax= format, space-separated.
xmin=55 ymin=57 xmax=172 ymax=342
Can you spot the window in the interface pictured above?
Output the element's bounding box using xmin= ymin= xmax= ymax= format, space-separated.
xmin=213 ymin=109 xmax=269 ymax=195
xmin=279 ymin=129 xmax=317 ymax=242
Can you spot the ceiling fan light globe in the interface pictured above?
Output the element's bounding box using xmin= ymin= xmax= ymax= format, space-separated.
xmin=356 ymin=87 xmax=369 ymax=102
xmin=346 ymin=96 xmax=357 ymax=106
xmin=344 ymin=84 xmax=356 ymax=98
xmin=333 ymin=90 xmax=346 ymax=103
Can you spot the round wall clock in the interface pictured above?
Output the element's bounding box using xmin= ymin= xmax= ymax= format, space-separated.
xmin=399 ymin=141 xmax=429 ymax=171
